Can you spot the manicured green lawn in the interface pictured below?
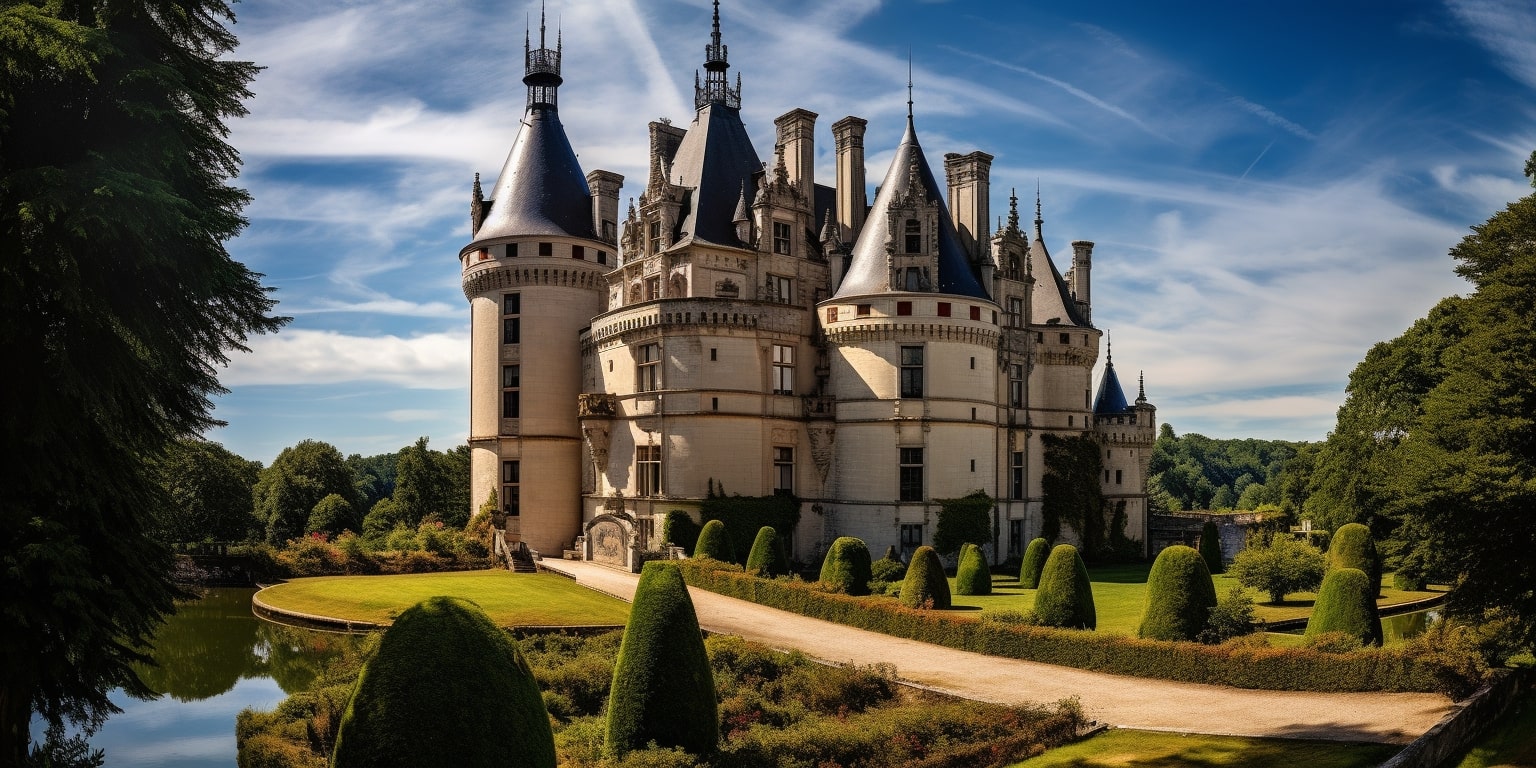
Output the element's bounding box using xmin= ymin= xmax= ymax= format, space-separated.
xmin=1447 ymin=687 xmax=1536 ymax=768
xmin=1009 ymin=728 xmax=1399 ymax=768
xmin=256 ymin=570 xmax=630 ymax=627
xmin=953 ymin=563 xmax=1443 ymax=638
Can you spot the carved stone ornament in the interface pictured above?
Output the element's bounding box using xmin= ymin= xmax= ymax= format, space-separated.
xmin=578 ymin=393 xmax=617 ymax=417
xmin=771 ymin=427 xmax=797 ymax=445
xmin=808 ymin=426 xmax=834 ymax=485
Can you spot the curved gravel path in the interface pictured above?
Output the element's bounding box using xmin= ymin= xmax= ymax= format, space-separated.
xmin=543 ymin=559 xmax=1452 ymax=744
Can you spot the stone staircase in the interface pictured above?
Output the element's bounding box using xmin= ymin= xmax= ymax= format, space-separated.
xmin=493 ymin=530 xmax=540 ymax=573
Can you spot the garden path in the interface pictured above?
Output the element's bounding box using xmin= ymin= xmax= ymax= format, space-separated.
xmin=542 ymin=559 xmax=1452 ymax=745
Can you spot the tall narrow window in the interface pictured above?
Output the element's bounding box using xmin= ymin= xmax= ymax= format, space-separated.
xmin=1011 ymin=451 xmax=1025 ymax=498
xmin=900 ymin=523 xmax=923 ymax=559
xmin=502 ymin=293 xmax=521 ymax=344
xmin=1009 ymin=363 xmax=1024 ymax=408
xmin=770 ymin=275 xmax=792 ymax=304
xmin=637 ymin=343 xmax=660 ymax=392
xmin=904 ymin=267 xmax=922 ymax=291
xmin=899 ymin=346 xmax=924 ymax=398
xmin=1116 ymin=469 xmax=1123 ymax=485
xmin=502 ymin=461 xmax=521 ymax=517
xmin=501 ymin=364 xmax=521 ymax=418
xmin=1009 ymin=519 xmax=1023 ymax=557
xmin=649 ymin=221 xmax=662 ymax=253
xmin=637 ymin=445 xmax=662 ymax=496
xmin=772 ymin=344 xmax=795 ymax=395
xmin=773 ymin=447 xmax=794 ymax=495
xmin=645 ymin=276 xmax=661 ymax=301
xmin=904 ymin=218 xmax=921 ymax=253
xmin=899 ymin=447 xmax=924 ymax=501
xmin=772 ymin=221 xmax=792 ymax=255
xmin=1008 ymin=297 xmax=1024 ymax=328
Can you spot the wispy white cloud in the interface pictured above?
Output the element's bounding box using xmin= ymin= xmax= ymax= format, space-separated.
xmin=222 ymin=329 xmax=468 ymax=389
xmin=945 ymin=47 xmax=1168 ymax=141
xmin=1229 ymin=96 xmax=1316 ymax=141
xmin=1073 ymin=23 xmax=1144 ymax=60
xmin=1446 ymin=0 xmax=1536 ymax=90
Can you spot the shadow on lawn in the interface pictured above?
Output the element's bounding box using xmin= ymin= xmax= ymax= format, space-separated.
xmin=1029 ymin=729 xmax=1401 ymax=768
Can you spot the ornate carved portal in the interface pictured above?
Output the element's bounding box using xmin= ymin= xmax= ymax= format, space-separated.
xmin=588 ymin=518 xmax=628 ymax=567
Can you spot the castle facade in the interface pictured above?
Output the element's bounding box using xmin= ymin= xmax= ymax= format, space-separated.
xmin=459 ymin=4 xmax=1155 ymax=569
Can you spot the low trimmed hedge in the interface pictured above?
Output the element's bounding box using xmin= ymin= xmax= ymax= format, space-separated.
xmin=672 ymin=560 xmax=1459 ymax=694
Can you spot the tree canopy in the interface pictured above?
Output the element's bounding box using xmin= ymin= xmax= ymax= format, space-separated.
xmin=149 ymin=438 xmax=261 ymax=543
xmin=0 ymin=0 xmax=284 ymax=760
xmin=254 ymin=440 xmax=361 ymax=544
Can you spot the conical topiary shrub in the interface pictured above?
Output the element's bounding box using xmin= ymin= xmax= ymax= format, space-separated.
xmin=954 ymin=542 xmax=992 ymax=596
xmin=1019 ymin=537 xmax=1050 ymax=588
xmin=899 ymin=545 xmax=951 ymax=609
xmin=1138 ymin=545 xmax=1218 ymax=641
xmin=693 ymin=519 xmax=734 ymax=563
xmin=1304 ymin=567 xmax=1383 ymax=647
xmin=745 ymin=525 xmax=789 ymax=577
xmin=1328 ymin=523 xmax=1381 ymax=597
xmin=604 ymin=562 xmax=718 ymax=758
xmin=332 ymin=596 xmax=554 ymax=768
xmin=818 ymin=536 xmax=873 ymax=595
xmin=1198 ymin=521 xmax=1224 ymax=575
xmin=1033 ymin=544 xmax=1096 ymax=629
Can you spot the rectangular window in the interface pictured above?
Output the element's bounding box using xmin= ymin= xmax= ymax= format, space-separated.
xmin=1059 ymin=332 xmax=1071 ymax=344
xmin=772 ymin=344 xmax=795 ymax=395
xmin=900 ymin=523 xmax=923 ymax=558
xmin=1008 ymin=297 xmax=1024 ymax=328
xmin=1009 ymin=519 xmax=1023 ymax=557
xmin=637 ymin=343 xmax=660 ymax=392
xmin=1011 ymin=451 xmax=1025 ymax=498
xmin=773 ymin=221 xmax=792 ymax=255
xmin=503 ymin=293 xmax=521 ymax=315
xmin=502 ymin=318 xmax=520 ymax=344
xmin=773 ymin=447 xmax=794 ymax=495
xmin=637 ymin=446 xmax=662 ymax=497
xmin=904 ymin=219 xmax=922 ymax=253
xmin=501 ymin=364 xmax=521 ymax=418
xmin=904 ymin=267 xmax=922 ymax=291
xmin=539 ymin=242 xmax=553 ymax=256
xmin=501 ymin=461 xmax=521 ymax=517
xmin=1116 ymin=469 xmax=1123 ymax=485
xmin=899 ymin=346 xmax=924 ymax=398
xmin=771 ymin=275 xmax=792 ymax=304
xmin=710 ymin=348 xmax=717 ymax=361
xmin=649 ymin=221 xmax=662 ymax=253
xmin=897 ymin=301 xmax=912 ymax=316
xmin=899 ymin=447 xmax=924 ymax=501
xmin=597 ymin=250 xmax=608 ymax=265
xmin=856 ymin=304 xmax=871 ymax=317
xmin=506 ymin=243 xmax=519 ymax=258
xmin=602 ymin=220 xmax=616 ymax=241
xmin=937 ymin=302 xmax=951 ymax=317
xmin=645 ymin=276 xmax=661 ymax=301
xmin=1009 ymin=363 xmax=1024 ymax=408
xmin=970 ymin=306 xmax=982 ymax=321
xmin=572 ymin=245 xmax=585 ymax=260
xmin=1086 ymin=390 xmax=1092 ymax=409
xmin=826 ymin=307 xmax=839 ymax=323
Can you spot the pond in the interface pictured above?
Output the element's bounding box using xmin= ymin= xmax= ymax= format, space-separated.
xmin=31 ymin=588 xmax=363 ymax=767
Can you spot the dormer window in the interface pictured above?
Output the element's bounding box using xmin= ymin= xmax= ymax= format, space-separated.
xmin=649 ymin=221 xmax=662 ymax=254
xmin=772 ymin=221 xmax=792 ymax=255
xmin=904 ymin=219 xmax=922 ymax=253
xmin=903 ymin=267 xmax=922 ymax=291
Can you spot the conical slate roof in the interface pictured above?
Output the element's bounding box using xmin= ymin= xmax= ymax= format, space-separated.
xmin=1093 ymin=356 xmax=1131 ymax=415
xmin=834 ymin=117 xmax=989 ymax=300
xmin=1028 ymin=223 xmax=1089 ymax=327
xmin=668 ymin=103 xmax=762 ymax=249
xmin=469 ymin=107 xmax=594 ymax=247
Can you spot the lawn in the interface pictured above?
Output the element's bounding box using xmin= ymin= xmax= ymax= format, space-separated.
xmin=1447 ymin=686 xmax=1536 ymax=768
xmin=952 ymin=562 xmax=1443 ymax=638
xmin=1009 ymin=728 xmax=1400 ymax=768
xmin=255 ymin=570 xmax=630 ymax=627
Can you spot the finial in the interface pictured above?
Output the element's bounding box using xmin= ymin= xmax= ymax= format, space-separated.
xmin=539 ymin=0 xmax=547 ymax=48
xmin=1008 ymin=187 xmax=1020 ymax=232
xmin=1106 ymin=332 xmax=1113 ymax=364
xmin=1137 ymin=370 xmax=1147 ymax=403
xmin=712 ymin=0 xmax=722 ymax=46
xmin=1034 ymin=180 xmax=1044 ymax=238
xmin=906 ymin=48 xmax=914 ymax=120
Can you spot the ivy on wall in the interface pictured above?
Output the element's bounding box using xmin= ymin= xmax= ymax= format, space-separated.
xmin=1041 ymin=435 xmax=1106 ymax=555
xmin=932 ymin=490 xmax=993 ymax=556
xmin=699 ymin=479 xmax=800 ymax=565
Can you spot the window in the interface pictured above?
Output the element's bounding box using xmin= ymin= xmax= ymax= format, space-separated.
xmin=637 ymin=343 xmax=660 ymax=392
xmin=772 ymin=221 xmax=792 ymax=255
xmin=645 ymin=276 xmax=661 ymax=301
xmin=1011 ymin=451 xmax=1024 ymax=498
xmin=1009 ymin=519 xmax=1023 ymax=557
xmin=1008 ymin=297 xmax=1024 ymax=328
xmin=825 ymin=307 xmax=839 ymax=323
xmin=597 ymin=250 xmax=608 ymax=265
xmin=773 ymin=447 xmax=794 ymax=494
xmin=1059 ymin=332 xmax=1071 ymax=344
xmin=899 ymin=447 xmax=924 ymax=501
xmin=572 ymin=245 xmax=585 ymax=260
xmin=856 ymin=304 xmax=871 ymax=317
xmin=904 ymin=218 xmax=921 ymax=253
xmin=970 ymin=306 xmax=982 ymax=321
xmin=506 ymin=243 xmax=519 ymax=258
xmin=710 ymin=348 xmax=717 ymax=361
xmin=1116 ymin=469 xmax=1123 ymax=485
xmin=938 ymin=302 xmax=951 ymax=317
xmin=770 ymin=274 xmax=792 ymax=304
xmin=899 ymin=346 xmax=924 ymax=398
xmin=539 ymin=242 xmax=553 ymax=256
xmin=502 ymin=461 xmax=521 ymax=516
xmin=772 ymin=344 xmax=795 ymax=395
xmin=900 ymin=523 xmax=924 ymax=558
xmin=1009 ymin=363 xmax=1024 ymax=408
xmin=601 ymin=220 xmax=616 ymax=241
xmin=649 ymin=221 xmax=662 ymax=253
xmin=903 ymin=267 xmax=922 ymax=291
xmin=501 ymin=365 xmax=520 ymax=418
xmin=896 ymin=301 xmax=912 ymax=316
xmin=502 ymin=293 xmax=521 ymax=344
xmin=1068 ymin=415 xmax=1074 ymax=427
xmin=637 ymin=446 xmax=661 ymax=497
xmin=1085 ymin=390 xmax=1091 ymax=409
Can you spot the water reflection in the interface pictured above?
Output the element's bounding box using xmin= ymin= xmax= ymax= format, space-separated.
xmin=1382 ymin=608 xmax=1440 ymax=644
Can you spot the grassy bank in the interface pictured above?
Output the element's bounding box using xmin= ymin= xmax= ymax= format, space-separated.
xmin=255 ymin=570 xmax=630 ymax=627
xmin=1009 ymin=728 xmax=1399 ymax=768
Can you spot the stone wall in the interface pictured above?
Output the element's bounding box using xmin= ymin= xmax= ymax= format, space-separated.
xmin=1379 ymin=668 xmax=1532 ymax=768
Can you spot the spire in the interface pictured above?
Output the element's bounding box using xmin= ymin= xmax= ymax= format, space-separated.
xmin=1093 ymin=337 xmax=1132 ymax=416
xmin=523 ymin=1 xmax=562 ymax=110
xmin=906 ymin=50 xmax=914 ymax=122
xmin=470 ymin=172 xmax=484 ymax=235
xmin=1033 ymin=181 xmax=1043 ymax=240
xmin=1105 ymin=332 xmax=1113 ymax=365
xmin=1137 ymin=370 xmax=1147 ymax=404
xmin=1007 ymin=187 xmax=1020 ymax=234
xmin=695 ymin=0 xmax=741 ymax=109
xmin=732 ymin=181 xmax=750 ymax=223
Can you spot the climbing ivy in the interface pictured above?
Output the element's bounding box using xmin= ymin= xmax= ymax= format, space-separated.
xmin=1041 ymin=435 xmax=1106 ymax=556
xmin=700 ymin=480 xmax=799 ymax=565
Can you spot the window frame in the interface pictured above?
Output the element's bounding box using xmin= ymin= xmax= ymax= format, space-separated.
xmin=501 ymin=364 xmax=521 ymax=419
xmin=502 ymin=460 xmax=521 ymax=517
xmin=899 ymin=345 xmax=924 ymax=399
xmin=773 ymin=447 xmax=794 ymax=495
xmin=636 ymin=445 xmax=662 ymax=497
xmin=772 ymin=343 xmax=795 ymax=395
xmin=772 ymin=221 xmax=792 ymax=255
xmin=899 ymin=447 xmax=924 ymax=502
xmin=636 ymin=342 xmax=661 ymax=392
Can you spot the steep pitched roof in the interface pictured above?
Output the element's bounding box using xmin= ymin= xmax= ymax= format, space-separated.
xmin=470 ymin=107 xmax=594 ymax=246
xmin=834 ymin=117 xmax=989 ymax=299
xmin=1028 ymin=209 xmax=1089 ymax=327
xmin=1093 ymin=355 xmax=1132 ymax=415
xmin=667 ymin=103 xmax=762 ymax=249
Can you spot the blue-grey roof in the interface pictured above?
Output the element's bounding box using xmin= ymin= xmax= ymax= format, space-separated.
xmin=668 ymin=103 xmax=762 ymax=249
xmin=470 ymin=106 xmax=594 ymax=247
xmin=1029 ymin=233 xmax=1089 ymax=327
xmin=1094 ymin=360 xmax=1132 ymax=415
xmin=834 ymin=117 xmax=989 ymax=300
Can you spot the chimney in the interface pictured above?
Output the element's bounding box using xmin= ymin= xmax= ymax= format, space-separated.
xmin=831 ymin=116 xmax=868 ymax=244
xmin=774 ymin=108 xmax=817 ymax=204
xmin=1071 ymin=240 xmax=1094 ymax=323
xmin=587 ymin=170 xmax=624 ymax=245
xmin=944 ymin=151 xmax=993 ymax=263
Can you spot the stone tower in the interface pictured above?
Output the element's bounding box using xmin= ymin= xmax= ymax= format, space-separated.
xmin=460 ymin=11 xmax=620 ymax=556
xmin=1094 ymin=350 xmax=1157 ymax=554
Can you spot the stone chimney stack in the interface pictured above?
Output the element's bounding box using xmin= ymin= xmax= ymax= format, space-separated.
xmin=1071 ymin=240 xmax=1094 ymax=323
xmin=831 ymin=116 xmax=868 ymax=244
xmin=944 ymin=151 xmax=993 ymax=263
xmin=774 ymin=108 xmax=817 ymax=204
xmin=587 ymin=170 xmax=624 ymax=245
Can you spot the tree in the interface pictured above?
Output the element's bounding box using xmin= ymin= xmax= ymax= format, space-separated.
xmin=332 ymin=597 xmax=555 ymax=767
xmin=818 ymin=536 xmax=872 ymax=595
xmin=148 ymin=438 xmax=261 ymax=543
xmin=1304 ymin=568 xmax=1383 ymax=648
xmin=899 ymin=546 xmax=951 ymax=609
xmin=604 ymin=563 xmax=717 ymax=758
xmin=393 ymin=437 xmax=452 ymax=528
xmin=1227 ymin=535 xmax=1326 ymax=604
xmin=1328 ymin=522 xmax=1381 ymax=597
xmin=253 ymin=440 xmax=360 ymax=544
xmin=347 ymin=452 xmax=398 ymax=513
xmin=954 ymin=542 xmax=992 ymax=596
xmin=1138 ymin=545 xmax=1218 ymax=642
xmin=1018 ymin=537 xmax=1050 ymax=588
xmin=1198 ymin=522 xmax=1224 ymax=575
xmin=1033 ymin=545 xmax=1096 ymax=629
xmin=662 ymin=510 xmax=702 ymax=553
xmin=932 ymin=490 xmax=992 ymax=556
xmin=745 ymin=526 xmax=789 ymax=577
xmin=0 ymin=0 xmax=284 ymax=760
xmin=304 ymin=494 xmax=354 ymax=538
xmin=693 ymin=519 xmax=734 ymax=562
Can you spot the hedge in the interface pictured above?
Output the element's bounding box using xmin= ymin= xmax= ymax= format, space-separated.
xmin=900 ymin=545 xmax=951 ymax=609
xmin=1019 ymin=538 xmax=1050 ymax=589
xmin=331 ymin=596 xmax=554 ymax=768
xmin=663 ymin=510 xmax=702 ymax=553
xmin=818 ymin=536 xmax=873 ymax=596
xmin=1329 ymin=523 xmax=1382 ymax=596
xmin=605 ymin=562 xmax=718 ymax=757
xmin=745 ymin=525 xmax=789 ymax=577
xmin=693 ymin=519 xmax=734 ymax=563
xmin=954 ymin=543 xmax=992 ymax=596
xmin=1138 ymin=545 xmax=1217 ymax=642
xmin=1306 ymin=567 xmax=1384 ymax=647
xmin=1034 ymin=545 xmax=1095 ymax=630
xmin=1198 ymin=522 xmax=1224 ymax=575
xmin=671 ymin=560 xmax=1458 ymax=694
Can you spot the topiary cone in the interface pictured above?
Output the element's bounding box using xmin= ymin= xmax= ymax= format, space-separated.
xmin=604 ymin=562 xmax=718 ymax=758
xmin=1328 ymin=523 xmax=1382 ymax=598
xmin=332 ymin=596 xmax=554 ymax=768
xmin=1019 ymin=537 xmax=1050 ymax=588
xmin=745 ymin=525 xmax=787 ymax=577
xmin=1304 ymin=567 xmax=1383 ymax=647
xmin=1198 ymin=521 xmax=1225 ymax=575
xmin=1138 ymin=545 xmax=1218 ymax=641
xmin=693 ymin=518 xmax=734 ymax=563
xmin=899 ymin=545 xmax=951 ymax=609
xmin=954 ymin=542 xmax=992 ymax=596
xmin=818 ymin=536 xmax=873 ymax=595
xmin=1034 ymin=544 xmax=1096 ymax=629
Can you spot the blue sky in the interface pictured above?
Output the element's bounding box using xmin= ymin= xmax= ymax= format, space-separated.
xmin=206 ymin=0 xmax=1536 ymax=465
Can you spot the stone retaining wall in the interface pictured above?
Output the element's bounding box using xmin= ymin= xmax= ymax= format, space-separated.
xmin=1379 ymin=667 xmax=1531 ymax=768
